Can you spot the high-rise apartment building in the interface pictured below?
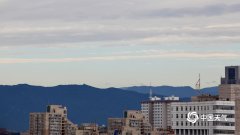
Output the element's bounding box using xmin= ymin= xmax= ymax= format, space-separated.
xmin=141 ymin=96 xmax=179 ymax=129
xmin=29 ymin=105 xmax=77 ymax=135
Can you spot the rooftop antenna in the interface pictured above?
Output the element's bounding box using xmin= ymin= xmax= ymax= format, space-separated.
xmin=195 ymin=74 xmax=201 ymax=94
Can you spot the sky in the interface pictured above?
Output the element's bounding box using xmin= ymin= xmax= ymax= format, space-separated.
xmin=0 ymin=0 xmax=240 ymax=88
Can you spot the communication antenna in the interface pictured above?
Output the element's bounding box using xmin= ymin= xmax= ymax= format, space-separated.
xmin=195 ymin=74 xmax=201 ymax=94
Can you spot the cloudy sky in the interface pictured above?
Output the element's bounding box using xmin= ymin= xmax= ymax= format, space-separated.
xmin=0 ymin=0 xmax=239 ymax=88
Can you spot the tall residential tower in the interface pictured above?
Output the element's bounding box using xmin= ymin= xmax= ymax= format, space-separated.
xmin=29 ymin=105 xmax=77 ymax=135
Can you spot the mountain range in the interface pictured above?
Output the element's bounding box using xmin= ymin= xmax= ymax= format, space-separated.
xmin=122 ymin=86 xmax=218 ymax=97
xmin=0 ymin=84 xmax=217 ymax=132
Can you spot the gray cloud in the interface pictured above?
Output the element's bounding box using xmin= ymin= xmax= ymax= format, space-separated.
xmin=142 ymin=3 xmax=240 ymax=18
xmin=0 ymin=22 xmax=240 ymax=47
xmin=1 ymin=51 xmax=239 ymax=64
xmin=0 ymin=0 xmax=239 ymax=88
xmin=0 ymin=0 xmax=239 ymax=21
xmin=0 ymin=0 xmax=239 ymax=48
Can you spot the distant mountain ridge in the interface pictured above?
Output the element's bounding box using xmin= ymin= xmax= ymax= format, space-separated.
xmin=122 ymin=86 xmax=218 ymax=97
xmin=0 ymin=84 xmax=217 ymax=132
xmin=0 ymin=84 xmax=152 ymax=132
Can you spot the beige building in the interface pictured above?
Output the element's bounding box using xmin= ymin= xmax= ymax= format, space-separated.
xmin=76 ymin=123 xmax=107 ymax=135
xmin=191 ymin=94 xmax=219 ymax=102
xmin=29 ymin=105 xmax=77 ymax=135
xmin=218 ymin=66 xmax=240 ymax=135
xmin=76 ymin=123 xmax=98 ymax=135
xmin=219 ymin=66 xmax=240 ymax=101
xmin=108 ymin=110 xmax=152 ymax=135
xmin=108 ymin=110 xmax=173 ymax=135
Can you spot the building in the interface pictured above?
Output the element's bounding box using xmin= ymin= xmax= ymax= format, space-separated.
xmin=108 ymin=118 xmax=124 ymax=134
xmin=170 ymin=66 xmax=239 ymax=135
xmin=29 ymin=105 xmax=77 ymax=135
xmin=218 ymin=66 xmax=240 ymax=135
xmin=171 ymin=101 xmax=235 ymax=135
xmin=0 ymin=128 xmax=10 ymax=135
xmin=219 ymin=66 xmax=240 ymax=101
xmin=141 ymin=96 xmax=179 ymax=129
xmin=20 ymin=131 xmax=29 ymax=135
xmin=108 ymin=110 xmax=153 ymax=135
xmin=170 ymin=66 xmax=240 ymax=135
xmin=76 ymin=123 xmax=107 ymax=135
xmin=191 ymin=94 xmax=219 ymax=102
xmin=0 ymin=128 xmax=19 ymax=135
xmin=140 ymin=66 xmax=240 ymax=135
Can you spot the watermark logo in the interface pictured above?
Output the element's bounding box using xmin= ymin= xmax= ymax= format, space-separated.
xmin=187 ymin=112 xmax=199 ymax=124
xmin=187 ymin=112 xmax=228 ymax=124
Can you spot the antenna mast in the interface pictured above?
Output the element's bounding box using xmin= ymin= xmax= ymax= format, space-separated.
xmin=195 ymin=74 xmax=201 ymax=94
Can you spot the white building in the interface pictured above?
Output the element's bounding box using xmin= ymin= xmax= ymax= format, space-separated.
xmin=141 ymin=96 xmax=235 ymax=135
xmin=141 ymin=96 xmax=179 ymax=129
xmin=171 ymin=101 xmax=235 ymax=135
xmin=140 ymin=66 xmax=240 ymax=135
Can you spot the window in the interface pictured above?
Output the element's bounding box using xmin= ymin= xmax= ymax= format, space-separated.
xmin=228 ymin=68 xmax=236 ymax=80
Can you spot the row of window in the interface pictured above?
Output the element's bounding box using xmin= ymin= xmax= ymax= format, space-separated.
xmin=175 ymin=121 xmax=210 ymax=127
xmin=174 ymin=106 xmax=210 ymax=111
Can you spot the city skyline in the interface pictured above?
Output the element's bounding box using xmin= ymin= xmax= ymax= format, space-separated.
xmin=0 ymin=0 xmax=240 ymax=88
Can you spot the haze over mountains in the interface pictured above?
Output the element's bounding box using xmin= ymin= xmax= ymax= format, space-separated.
xmin=0 ymin=84 xmax=217 ymax=132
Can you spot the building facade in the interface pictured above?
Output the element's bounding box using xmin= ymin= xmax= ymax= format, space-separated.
xmin=140 ymin=66 xmax=240 ymax=135
xmin=141 ymin=96 xmax=179 ymax=129
xmin=108 ymin=110 xmax=154 ymax=135
xmin=29 ymin=105 xmax=77 ymax=135
xmin=219 ymin=66 xmax=240 ymax=101
xmin=76 ymin=123 xmax=107 ymax=135
xmin=171 ymin=101 xmax=235 ymax=135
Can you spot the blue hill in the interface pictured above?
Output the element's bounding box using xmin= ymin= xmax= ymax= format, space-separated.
xmin=0 ymin=84 xmax=151 ymax=132
xmin=121 ymin=86 xmax=218 ymax=97
xmin=0 ymin=84 xmax=216 ymax=132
